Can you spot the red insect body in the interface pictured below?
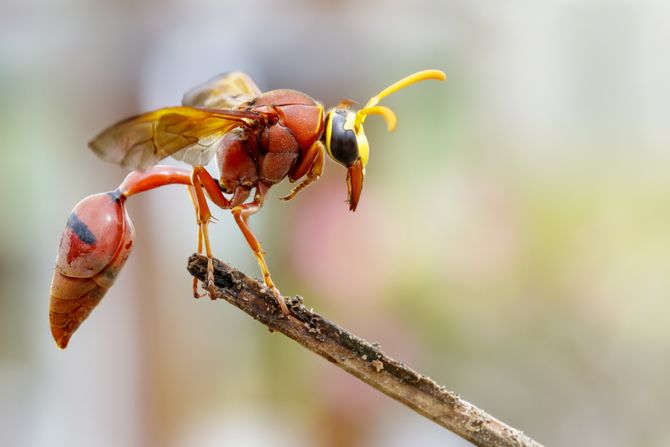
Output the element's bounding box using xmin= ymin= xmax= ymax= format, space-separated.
xmin=48 ymin=70 xmax=446 ymax=348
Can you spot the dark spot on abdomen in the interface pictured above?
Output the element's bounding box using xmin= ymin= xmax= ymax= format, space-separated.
xmin=67 ymin=213 xmax=96 ymax=245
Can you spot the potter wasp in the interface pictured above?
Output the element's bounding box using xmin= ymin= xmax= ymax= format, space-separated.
xmin=49 ymin=69 xmax=446 ymax=348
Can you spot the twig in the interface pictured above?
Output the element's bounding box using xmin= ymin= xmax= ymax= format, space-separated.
xmin=187 ymin=254 xmax=544 ymax=447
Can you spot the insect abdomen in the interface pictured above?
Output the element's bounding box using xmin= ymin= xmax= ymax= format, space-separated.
xmin=49 ymin=192 xmax=134 ymax=349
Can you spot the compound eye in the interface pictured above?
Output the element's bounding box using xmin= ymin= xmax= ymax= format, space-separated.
xmin=328 ymin=111 xmax=359 ymax=167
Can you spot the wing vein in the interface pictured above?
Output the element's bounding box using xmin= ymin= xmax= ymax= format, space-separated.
xmin=89 ymin=106 xmax=263 ymax=170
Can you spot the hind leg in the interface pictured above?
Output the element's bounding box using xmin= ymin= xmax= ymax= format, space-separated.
xmin=186 ymin=185 xmax=206 ymax=298
xmin=189 ymin=165 xmax=256 ymax=299
xmin=190 ymin=166 xmax=228 ymax=299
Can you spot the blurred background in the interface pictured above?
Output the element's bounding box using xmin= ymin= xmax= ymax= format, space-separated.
xmin=1 ymin=0 xmax=669 ymax=445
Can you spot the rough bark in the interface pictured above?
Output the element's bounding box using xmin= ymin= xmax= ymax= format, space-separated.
xmin=187 ymin=254 xmax=544 ymax=447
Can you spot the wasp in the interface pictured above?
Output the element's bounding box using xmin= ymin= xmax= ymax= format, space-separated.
xmin=48 ymin=69 xmax=446 ymax=348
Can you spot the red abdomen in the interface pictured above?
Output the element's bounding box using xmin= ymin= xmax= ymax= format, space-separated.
xmin=49 ymin=192 xmax=134 ymax=348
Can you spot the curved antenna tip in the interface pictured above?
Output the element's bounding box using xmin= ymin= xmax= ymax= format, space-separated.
xmin=420 ymin=69 xmax=447 ymax=82
xmin=434 ymin=70 xmax=448 ymax=81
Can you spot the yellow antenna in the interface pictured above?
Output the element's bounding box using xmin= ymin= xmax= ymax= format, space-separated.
xmin=356 ymin=106 xmax=397 ymax=131
xmin=355 ymin=69 xmax=446 ymax=131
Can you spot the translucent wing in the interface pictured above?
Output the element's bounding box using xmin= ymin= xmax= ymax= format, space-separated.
xmin=89 ymin=106 xmax=262 ymax=170
xmin=169 ymin=132 xmax=228 ymax=166
xmin=182 ymin=71 xmax=262 ymax=109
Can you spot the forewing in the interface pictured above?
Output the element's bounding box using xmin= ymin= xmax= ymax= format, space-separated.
xmin=169 ymin=132 xmax=228 ymax=166
xmin=89 ymin=106 xmax=257 ymax=170
xmin=182 ymin=72 xmax=262 ymax=109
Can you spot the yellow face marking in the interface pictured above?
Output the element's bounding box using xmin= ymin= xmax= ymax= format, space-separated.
xmin=341 ymin=112 xmax=369 ymax=169
xmin=325 ymin=109 xmax=334 ymax=159
xmin=357 ymin=131 xmax=369 ymax=169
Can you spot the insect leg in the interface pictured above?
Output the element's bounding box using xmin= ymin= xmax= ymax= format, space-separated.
xmin=191 ymin=165 xmax=231 ymax=209
xmin=190 ymin=167 xmax=220 ymax=299
xmin=186 ymin=185 xmax=205 ymax=297
xmin=190 ymin=165 xmax=249 ymax=299
xmin=280 ymin=141 xmax=325 ymax=201
xmin=231 ymin=184 xmax=290 ymax=315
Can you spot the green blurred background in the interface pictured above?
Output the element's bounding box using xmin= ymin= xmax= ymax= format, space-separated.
xmin=2 ymin=0 xmax=669 ymax=446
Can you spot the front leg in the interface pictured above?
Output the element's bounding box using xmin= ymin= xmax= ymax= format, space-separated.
xmin=280 ymin=141 xmax=325 ymax=201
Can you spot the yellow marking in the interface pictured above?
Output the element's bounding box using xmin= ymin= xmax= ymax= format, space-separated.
xmin=357 ymin=131 xmax=369 ymax=168
xmin=343 ymin=111 xmax=369 ymax=168
xmin=316 ymin=104 xmax=324 ymax=136
xmin=325 ymin=109 xmax=334 ymax=158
